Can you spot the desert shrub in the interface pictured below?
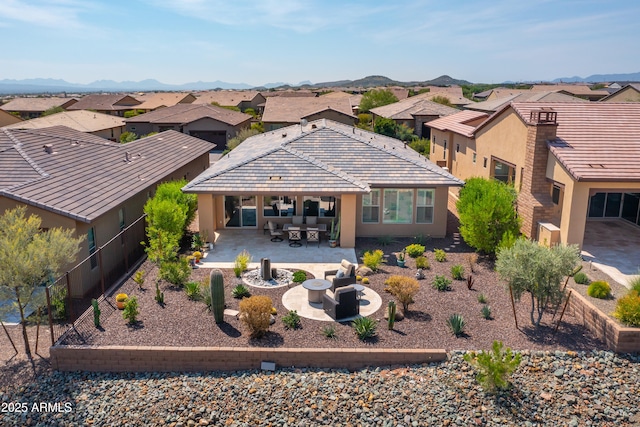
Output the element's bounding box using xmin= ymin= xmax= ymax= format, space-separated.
xmin=159 ymin=258 xmax=191 ymax=287
xmin=51 ymin=287 xmax=68 ymax=321
xmin=413 ymin=233 xmax=430 ymax=245
xmin=613 ymin=290 xmax=640 ymax=327
xmin=322 ymin=324 xmax=337 ymax=339
xmin=466 ymin=253 xmax=479 ymax=273
xmin=201 ymin=283 xmax=211 ymax=309
xmin=184 ymin=281 xmax=201 ymax=300
xmin=451 ymin=264 xmax=465 ymax=280
xmin=629 ymin=275 xmax=640 ymax=293
xmin=362 ymin=277 xmax=370 ymax=285
xmin=292 ymin=271 xmax=307 ymax=283
xmin=573 ymin=271 xmax=589 ymax=285
xmin=384 ymin=275 xmax=420 ymax=313
xmin=587 ymin=281 xmax=611 ymax=299
xmin=376 ymin=235 xmax=396 ymax=246
xmin=239 ymin=295 xmax=273 ymax=338
xmin=415 ymin=256 xmax=430 ymax=270
xmin=122 ymin=296 xmax=139 ymax=324
xmin=133 ymin=270 xmax=145 ymax=289
xmin=481 ymin=305 xmax=492 ymax=320
xmin=463 ymin=341 xmax=522 ymax=393
xmin=447 ymin=314 xmax=466 ymax=337
xmin=235 ymin=250 xmax=252 ymax=271
xmin=352 ymin=316 xmax=377 ymax=340
xmin=434 ymin=249 xmax=447 ymax=262
xmin=478 ymin=293 xmax=487 ymax=304
xmin=432 ymin=275 xmax=452 ymax=291
xmin=363 ymin=249 xmax=385 ymax=271
xmin=282 ymin=310 xmax=301 ymax=330
xmin=405 ymin=244 xmax=425 ymax=258
xmin=232 ymin=284 xmax=251 ymax=299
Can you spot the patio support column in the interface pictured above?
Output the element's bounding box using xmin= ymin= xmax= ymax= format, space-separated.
xmin=560 ymin=183 xmax=589 ymax=249
xmin=340 ymin=194 xmax=357 ymax=248
xmin=198 ymin=194 xmax=217 ymax=242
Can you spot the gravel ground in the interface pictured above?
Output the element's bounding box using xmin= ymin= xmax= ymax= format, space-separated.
xmin=1 ymin=351 xmax=639 ymax=426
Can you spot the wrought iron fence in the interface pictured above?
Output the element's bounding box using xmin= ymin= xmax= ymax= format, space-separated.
xmin=45 ymin=214 xmax=147 ymax=345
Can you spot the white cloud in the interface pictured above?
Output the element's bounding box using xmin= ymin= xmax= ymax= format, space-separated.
xmin=0 ymin=0 xmax=95 ymax=30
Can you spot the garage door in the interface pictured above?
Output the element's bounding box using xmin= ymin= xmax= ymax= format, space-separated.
xmin=189 ymin=130 xmax=227 ymax=151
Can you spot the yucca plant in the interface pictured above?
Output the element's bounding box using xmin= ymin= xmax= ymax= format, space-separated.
xmin=481 ymin=305 xmax=492 ymax=320
xmin=447 ymin=313 xmax=466 ymax=337
xmin=232 ymin=284 xmax=251 ymax=299
xmin=352 ymin=316 xmax=377 ymax=340
xmin=322 ymin=324 xmax=337 ymax=339
xmin=184 ymin=281 xmax=200 ymax=300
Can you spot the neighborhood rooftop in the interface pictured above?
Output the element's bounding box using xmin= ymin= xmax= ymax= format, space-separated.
xmin=2 ymin=110 xmax=125 ymax=133
xmin=125 ymin=103 xmax=251 ymax=126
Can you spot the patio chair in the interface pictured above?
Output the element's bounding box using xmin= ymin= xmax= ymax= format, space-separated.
xmin=306 ymin=228 xmax=320 ymax=247
xmin=288 ymin=227 xmax=302 ymax=247
xmin=324 ymin=259 xmax=356 ymax=292
xmin=268 ymin=221 xmax=283 ymax=242
xmin=292 ymin=215 xmax=304 ymax=226
xmin=306 ymin=216 xmax=317 ymax=225
xmin=323 ymin=286 xmax=359 ymax=321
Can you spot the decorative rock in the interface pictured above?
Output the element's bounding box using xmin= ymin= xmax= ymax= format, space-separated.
xmin=356 ymin=266 xmax=373 ymax=276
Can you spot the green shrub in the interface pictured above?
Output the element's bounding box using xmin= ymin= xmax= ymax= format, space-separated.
xmin=384 ymin=275 xmax=420 ymax=313
xmin=123 ymin=296 xmax=139 ymax=324
xmin=478 ymin=293 xmax=487 ymax=304
xmin=235 ymin=250 xmax=252 ymax=271
xmin=447 ymin=313 xmax=466 ymax=337
xmin=322 ymin=324 xmax=337 ymax=339
xmin=481 ymin=305 xmax=492 ymax=320
xmin=184 ymin=281 xmax=201 ymax=300
xmin=573 ymin=271 xmax=589 ymax=285
xmin=628 ymin=275 xmax=640 ymax=293
xmin=434 ymin=249 xmax=447 ymax=262
xmin=201 ymin=282 xmax=211 ymax=309
xmin=463 ymin=341 xmax=522 ymax=393
xmin=405 ymin=244 xmax=425 ymax=258
xmin=376 ymin=235 xmax=396 ymax=246
xmin=363 ymin=249 xmax=386 ymax=271
xmin=282 ymin=310 xmax=301 ymax=330
xmin=51 ymin=287 xmax=68 ymax=321
xmin=432 ymin=275 xmax=452 ymax=291
xmin=159 ymin=258 xmax=191 ymax=287
xmin=415 ymin=256 xmax=430 ymax=270
xmin=352 ymin=317 xmax=377 ymax=341
xmin=587 ymin=281 xmax=611 ymax=299
xmin=292 ymin=270 xmax=307 ymax=283
xmin=239 ymin=295 xmax=273 ymax=338
xmin=133 ymin=270 xmax=145 ymax=289
xmin=413 ymin=233 xmax=430 ymax=245
xmin=451 ymin=264 xmax=465 ymax=280
xmin=613 ymin=290 xmax=640 ymax=327
xmin=232 ymin=284 xmax=251 ymax=299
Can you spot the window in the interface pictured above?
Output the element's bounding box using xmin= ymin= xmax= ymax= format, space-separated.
xmin=483 ymin=157 xmax=488 ymax=168
xmin=588 ymin=192 xmax=623 ymax=218
xmin=264 ymin=196 xmax=293 ymax=217
xmin=383 ymin=189 xmax=413 ymax=224
xmin=472 ymin=152 xmax=477 ymax=163
xmin=456 ymin=144 xmax=460 ymax=153
xmin=362 ymin=190 xmax=380 ymax=223
xmin=552 ymin=185 xmax=561 ymax=205
xmin=416 ymin=189 xmax=434 ymax=224
xmin=88 ymin=227 xmax=97 ymax=269
xmin=492 ymin=158 xmax=515 ymax=183
xmin=304 ymin=196 xmax=336 ymax=217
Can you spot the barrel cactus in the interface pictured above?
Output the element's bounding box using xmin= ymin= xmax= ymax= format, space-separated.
xmin=210 ymin=268 xmax=225 ymax=323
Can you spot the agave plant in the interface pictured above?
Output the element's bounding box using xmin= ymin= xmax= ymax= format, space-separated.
xmin=447 ymin=313 xmax=466 ymax=337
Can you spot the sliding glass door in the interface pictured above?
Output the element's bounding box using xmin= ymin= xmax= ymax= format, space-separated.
xmin=224 ymin=196 xmax=257 ymax=228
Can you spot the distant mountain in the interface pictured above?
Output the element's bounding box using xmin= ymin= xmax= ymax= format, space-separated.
xmin=552 ymin=72 xmax=640 ymax=83
xmin=312 ymin=74 xmax=472 ymax=88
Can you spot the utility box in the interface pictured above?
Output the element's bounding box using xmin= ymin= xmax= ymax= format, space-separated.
xmin=538 ymin=222 xmax=561 ymax=247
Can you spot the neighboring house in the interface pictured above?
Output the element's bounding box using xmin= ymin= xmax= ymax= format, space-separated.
xmin=261 ymin=90 xmax=317 ymax=98
xmin=428 ymin=102 xmax=640 ymax=249
xmin=261 ymin=97 xmax=357 ymax=131
xmin=370 ymin=94 xmax=459 ymax=139
xmin=2 ymin=110 xmax=126 ymax=141
xmin=530 ymin=84 xmax=609 ymax=101
xmin=600 ymin=84 xmax=640 ymax=102
xmin=125 ymin=103 xmax=252 ymax=150
xmin=183 ymin=119 xmax=463 ymax=248
xmin=0 ymin=97 xmax=78 ymax=119
xmin=473 ymin=88 xmax=530 ymax=101
xmin=67 ymin=94 xmax=141 ymax=117
xmin=0 ymin=126 xmax=212 ymax=297
xmin=193 ymin=91 xmax=266 ymax=114
xmin=464 ymin=91 xmax=587 ymax=114
xmin=320 ymin=91 xmax=363 ymax=115
xmin=134 ymin=92 xmax=196 ymax=112
xmin=0 ymin=109 xmax=23 ymax=126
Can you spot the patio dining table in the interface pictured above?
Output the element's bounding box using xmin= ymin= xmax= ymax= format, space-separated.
xmin=282 ymin=223 xmax=327 ymax=232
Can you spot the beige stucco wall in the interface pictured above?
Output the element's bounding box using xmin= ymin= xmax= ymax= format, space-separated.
xmin=602 ymin=87 xmax=640 ymax=103
xmin=92 ymin=126 xmax=125 ymax=142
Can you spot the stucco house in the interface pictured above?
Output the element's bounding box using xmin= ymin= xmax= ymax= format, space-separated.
xmin=0 ymin=97 xmax=78 ymax=119
xmin=0 ymin=109 xmax=23 ymax=127
xmin=193 ymin=91 xmax=266 ymax=114
xmin=262 ymin=97 xmax=357 ymax=131
xmin=134 ymin=92 xmax=197 ymax=112
xmin=2 ymin=110 xmax=126 ymax=141
xmin=464 ymin=91 xmax=587 ymax=114
xmin=600 ymin=84 xmax=640 ymax=103
xmin=428 ymin=102 xmax=640 ymax=249
xmin=183 ymin=119 xmax=463 ymax=248
xmin=67 ymin=94 xmax=141 ymax=117
xmin=125 ymin=103 xmax=252 ymax=150
xmin=0 ymin=126 xmax=212 ymax=297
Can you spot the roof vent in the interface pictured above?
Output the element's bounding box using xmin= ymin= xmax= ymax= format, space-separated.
xmin=269 ymin=176 xmax=282 ymax=180
xmin=311 ymin=124 xmax=317 ymax=129
xmin=124 ymin=151 xmax=131 ymax=162
xmin=282 ymin=133 xmax=287 ymax=138
xmin=43 ymin=144 xmax=54 ymax=154
xmin=529 ymin=108 xmax=557 ymax=124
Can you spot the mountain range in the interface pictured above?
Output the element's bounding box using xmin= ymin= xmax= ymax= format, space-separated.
xmin=0 ymin=72 xmax=638 ymax=95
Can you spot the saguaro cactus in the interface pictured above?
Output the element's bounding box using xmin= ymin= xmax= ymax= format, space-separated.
xmin=388 ymin=301 xmax=397 ymax=330
xmin=261 ymin=258 xmax=272 ymax=281
xmin=210 ymin=268 xmax=225 ymax=323
xmin=92 ymin=299 xmax=101 ymax=328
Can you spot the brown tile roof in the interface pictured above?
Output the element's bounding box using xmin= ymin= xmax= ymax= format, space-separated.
xmin=261 ymin=90 xmax=317 ymax=98
xmin=67 ymin=94 xmax=141 ymax=112
xmin=531 ymin=84 xmax=609 ymax=98
xmin=0 ymin=110 xmax=23 ymax=126
xmin=135 ymin=93 xmax=196 ymax=110
xmin=426 ymin=110 xmax=490 ymax=138
xmin=183 ymin=119 xmax=463 ymax=195
xmin=3 ymin=110 xmax=125 ymax=133
xmin=193 ymin=90 xmax=264 ymax=106
xmin=0 ymin=97 xmax=77 ymax=112
xmin=508 ymin=102 xmax=640 ymax=182
xmin=466 ymin=91 xmax=587 ymax=113
xmin=370 ymin=95 xmax=459 ymax=120
xmin=262 ymin=97 xmax=356 ymax=124
xmin=124 ymin=103 xmax=252 ymax=126
xmin=0 ymin=126 xmax=212 ymax=222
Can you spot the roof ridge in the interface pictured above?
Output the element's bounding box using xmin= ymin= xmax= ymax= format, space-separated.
xmin=18 ymin=127 xmax=113 ymax=146
xmin=2 ymin=129 xmax=50 ymax=178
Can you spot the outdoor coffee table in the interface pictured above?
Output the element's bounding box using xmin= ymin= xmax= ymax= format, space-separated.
xmin=302 ymin=279 xmax=332 ymax=303
xmin=351 ymin=283 xmax=365 ymax=300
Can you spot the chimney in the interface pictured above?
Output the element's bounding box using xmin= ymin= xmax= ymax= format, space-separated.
xmin=43 ymin=144 xmax=53 ymax=154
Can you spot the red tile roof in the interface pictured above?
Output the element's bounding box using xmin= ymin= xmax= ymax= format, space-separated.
xmin=426 ymin=110 xmax=490 ymax=137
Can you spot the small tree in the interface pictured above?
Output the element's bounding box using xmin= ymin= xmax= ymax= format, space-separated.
xmin=431 ymin=95 xmax=453 ymax=107
xmin=119 ymin=131 xmax=138 ymax=143
xmin=374 ymin=117 xmax=397 ymax=137
xmin=463 ymin=341 xmax=522 ymax=393
xmin=225 ymin=128 xmax=260 ymax=153
xmin=0 ymin=207 xmax=83 ymax=359
xmin=41 ymin=106 xmax=64 ymax=116
xmin=359 ymin=89 xmax=398 ymax=113
xmin=456 ymin=177 xmax=521 ymax=254
xmin=496 ymin=239 xmax=581 ymax=326
xmin=384 ymin=275 xmax=420 ymax=314
xmin=408 ymin=138 xmax=430 ymax=156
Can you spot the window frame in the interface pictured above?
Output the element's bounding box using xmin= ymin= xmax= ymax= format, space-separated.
xmin=362 ymin=189 xmax=380 ymax=223
xmin=383 ymin=189 xmax=414 ymax=224
xmin=416 ymin=189 xmax=435 ymax=224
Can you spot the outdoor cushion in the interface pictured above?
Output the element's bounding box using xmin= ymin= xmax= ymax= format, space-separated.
xmin=306 ymin=216 xmax=317 ymax=225
xmin=292 ymin=216 xmax=304 ymax=225
xmin=336 ymin=270 xmax=345 ymax=278
xmin=334 ymin=285 xmax=355 ymax=300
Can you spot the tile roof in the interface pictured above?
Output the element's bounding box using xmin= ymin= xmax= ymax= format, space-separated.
xmin=67 ymin=94 xmax=141 ymax=112
xmin=0 ymin=126 xmax=212 ymax=222
xmin=508 ymin=102 xmax=640 ymax=182
xmin=0 ymin=97 xmax=77 ymax=112
xmin=184 ymin=119 xmax=463 ymax=195
xmin=124 ymin=103 xmax=252 ymax=126
xmin=3 ymin=110 xmax=125 ymax=133
xmin=260 ymin=90 xmax=317 ymax=98
xmin=370 ymin=95 xmax=459 ymax=120
xmin=320 ymin=91 xmax=363 ymax=109
xmin=466 ymin=91 xmax=587 ymax=113
xmin=135 ymin=93 xmax=196 ymax=110
xmin=426 ymin=110 xmax=490 ymax=137
xmin=193 ymin=91 xmax=263 ymax=106
xmin=531 ymin=84 xmax=609 ymax=97
xmin=262 ymin=97 xmax=356 ymax=124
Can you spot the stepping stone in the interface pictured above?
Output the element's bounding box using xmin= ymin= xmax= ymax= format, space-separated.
xmin=224 ymin=309 xmax=239 ymax=316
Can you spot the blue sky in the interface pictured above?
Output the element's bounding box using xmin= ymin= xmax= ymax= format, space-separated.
xmin=1 ymin=0 xmax=638 ymax=86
